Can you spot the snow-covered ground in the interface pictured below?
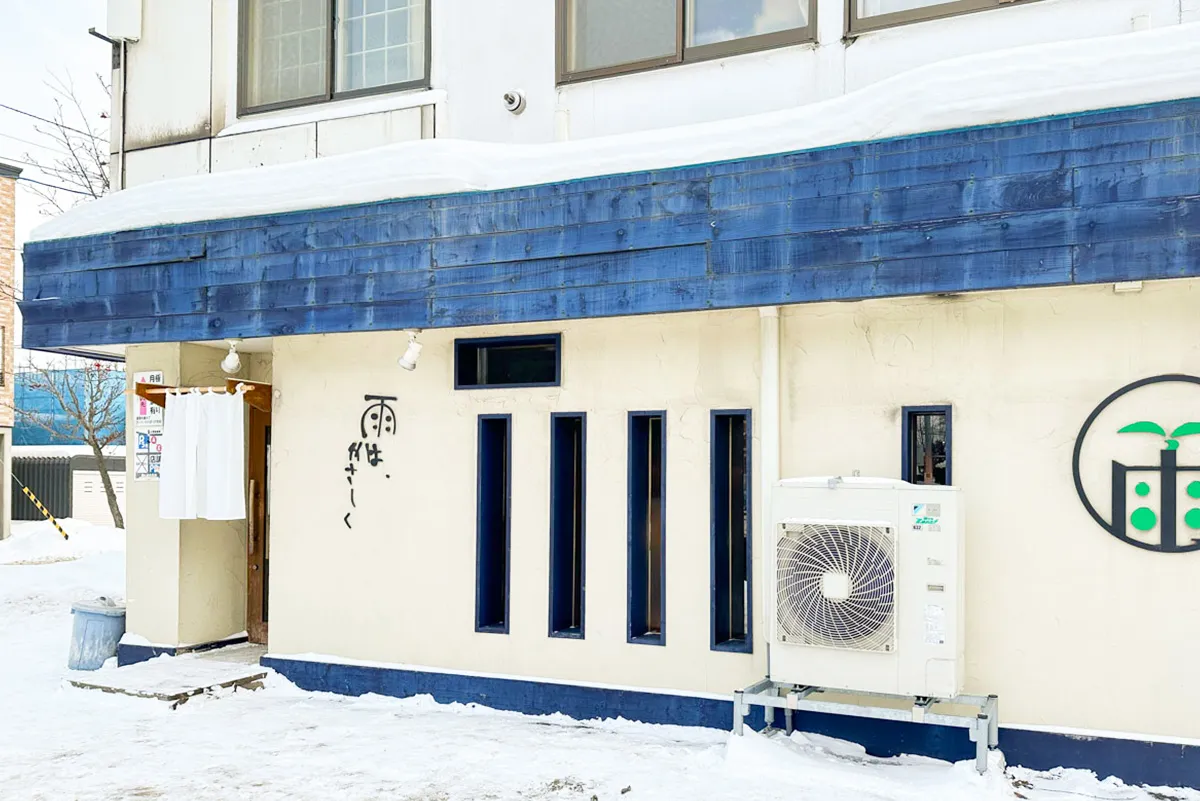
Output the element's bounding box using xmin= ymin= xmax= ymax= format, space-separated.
xmin=0 ymin=519 xmax=125 ymax=565
xmin=1 ymin=520 xmax=1194 ymax=800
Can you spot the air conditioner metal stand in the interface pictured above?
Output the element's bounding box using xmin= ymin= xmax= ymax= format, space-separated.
xmin=732 ymin=680 xmax=999 ymax=774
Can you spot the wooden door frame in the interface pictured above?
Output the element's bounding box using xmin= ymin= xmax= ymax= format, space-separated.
xmin=247 ymin=407 xmax=270 ymax=644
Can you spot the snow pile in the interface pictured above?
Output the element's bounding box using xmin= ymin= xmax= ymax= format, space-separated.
xmin=724 ymin=728 xmax=1010 ymax=800
xmin=30 ymin=23 xmax=1200 ymax=243
xmin=1 ymin=551 xmax=1197 ymax=800
xmin=0 ymin=519 xmax=125 ymax=565
xmin=1007 ymin=766 xmax=1200 ymax=800
xmin=1 ymin=525 xmax=1198 ymax=798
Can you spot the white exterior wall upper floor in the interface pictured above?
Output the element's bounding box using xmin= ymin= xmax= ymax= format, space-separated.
xmin=111 ymin=0 xmax=1200 ymax=190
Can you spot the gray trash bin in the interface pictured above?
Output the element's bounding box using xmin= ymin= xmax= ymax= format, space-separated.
xmin=68 ymin=597 xmax=126 ymax=671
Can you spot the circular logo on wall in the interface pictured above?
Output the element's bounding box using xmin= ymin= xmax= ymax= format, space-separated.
xmin=1073 ymin=375 xmax=1200 ymax=553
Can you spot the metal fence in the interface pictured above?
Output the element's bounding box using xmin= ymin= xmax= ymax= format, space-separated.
xmin=11 ymin=455 xmax=127 ymax=522
xmin=12 ymin=457 xmax=72 ymax=521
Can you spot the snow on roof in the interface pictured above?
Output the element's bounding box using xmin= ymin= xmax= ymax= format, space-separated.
xmin=30 ymin=23 xmax=1200 ymax=244
xmin=12 ymin=445 xmax=124 ymax=459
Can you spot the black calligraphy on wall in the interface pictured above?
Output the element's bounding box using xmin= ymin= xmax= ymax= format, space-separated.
xmin=345 ymin=394 xmax=396 ymax=529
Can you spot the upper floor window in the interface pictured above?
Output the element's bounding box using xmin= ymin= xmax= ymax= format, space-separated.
xmin=240 ymin=0 xmax=430 ymax=114
xmin=850 ymin=0 xmax=1032 ymax=34
xmin=557 ymin=0 xmax=813 ymax=84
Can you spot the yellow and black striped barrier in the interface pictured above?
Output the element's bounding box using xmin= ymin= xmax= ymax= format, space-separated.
xmin=12 ymin=474 xmax=68 ymax=540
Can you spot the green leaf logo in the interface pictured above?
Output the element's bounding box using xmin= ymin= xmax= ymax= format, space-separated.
xmin=1171 ymin=422 xmax=1200 ymax=438
xmin=1118 ymin=422 xmax=1167 ymax=436
xmin=1119 ymin=421 xmax=1200 ymax=450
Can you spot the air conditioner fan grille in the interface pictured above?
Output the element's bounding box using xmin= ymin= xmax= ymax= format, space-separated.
xmin=776 ymin=522 xmax=896 ymax=652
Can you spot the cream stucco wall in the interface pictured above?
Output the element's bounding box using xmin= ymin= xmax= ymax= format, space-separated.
xmin=125 ymin=278 xmax=1200 ymax=740
xmin=125 ymin=343 xmax=183 ymax=645
xmin=124 ymin=342 xmax=249 ymax=647
xmin=267 ymin=311 xmax=765 ymax=696
xmin=177 ymin=344 xmax=248 ymax=646
xmin=780 ymin=279 xmax=1200 ymax=738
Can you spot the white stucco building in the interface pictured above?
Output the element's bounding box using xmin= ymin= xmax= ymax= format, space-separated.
xmin=21 ymin=0 xmax=1200 ymax=786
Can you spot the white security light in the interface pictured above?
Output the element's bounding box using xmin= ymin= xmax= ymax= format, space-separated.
xmin=398 ymin=330 xmax=423 ymax=372
xmin=221 ymin=340 xmax=242 ymax=374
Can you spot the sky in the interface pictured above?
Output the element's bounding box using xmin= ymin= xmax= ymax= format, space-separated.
xmin=4 ymin=0 xmax=109 ymax=244
xmin=3 ymin=0 xmax=109 ymax=349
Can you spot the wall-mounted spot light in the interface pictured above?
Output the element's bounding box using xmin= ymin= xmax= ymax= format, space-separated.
xmin=221 ymin=339 xmax=242 ymax=374
xmin=503 ymin=90 xmax=527 ymax=115
xmin=398 ymin=329 xmax=423 ymax=372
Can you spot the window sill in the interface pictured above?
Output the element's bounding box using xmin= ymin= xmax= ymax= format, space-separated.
xmin=475 ymin=624 xmax=509 ymax=635
xmin=221 ymin=88 xmax=445 ymax=139
xmin=711 ymin=638 xmax=752 ymax=654
xmin=550 ymin=628 xmax=584 ymax=640
xmin=845 ymin=0 xmax=1031 ymax=37
xmin=557 ymin=36 xmax=817 ymax=87
xmin=456 ymin=382 xmax=562 ymax=391
xmin=628 ymin=632 xmax=665 ymax=647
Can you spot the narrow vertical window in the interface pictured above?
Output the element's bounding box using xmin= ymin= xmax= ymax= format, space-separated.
xmin=712 ymin=410 xmax=751 ymax=652
xmin=549 ymin=414 xmax=586 ymax=638
xmin=902 ymin=406 xmax=952 ymax=486
xmin=628 ymin=411 xmax=666 ymax=645
xmin=476 ymin=415 xmax=511 ymax=633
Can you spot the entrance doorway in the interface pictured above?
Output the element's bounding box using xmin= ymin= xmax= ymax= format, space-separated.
xmin=247 ymin=407 xmax=271 ymax=644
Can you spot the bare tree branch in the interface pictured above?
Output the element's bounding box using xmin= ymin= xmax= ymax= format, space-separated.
xmin=6 ymin=357 xmax=126 ymax=528
xmin=20 ymin=71 xmax=110 ymax=217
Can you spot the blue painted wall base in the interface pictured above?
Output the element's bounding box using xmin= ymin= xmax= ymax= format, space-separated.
xmin=261 ymin=656 xmax=1200 ymax=787
xmin=116 ymin=643 xmax=175 ymax=666
xmin=116 ymin=634 xmax=249 ymax=666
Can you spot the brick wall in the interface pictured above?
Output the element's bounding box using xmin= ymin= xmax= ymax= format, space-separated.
xmin=0 ymin=168 xmax=18 ymax=428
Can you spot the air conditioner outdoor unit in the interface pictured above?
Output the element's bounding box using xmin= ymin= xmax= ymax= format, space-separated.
xmin=769 ymin=477 xmax=964 ymax=699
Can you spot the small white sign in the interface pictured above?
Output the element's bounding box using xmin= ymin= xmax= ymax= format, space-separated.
xmin=133 ymin=370 xmax=164 ymax=481
xmin=924 ymin=603 xmax=946 ymax=646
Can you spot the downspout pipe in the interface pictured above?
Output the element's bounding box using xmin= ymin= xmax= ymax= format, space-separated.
xmin=88 ymin=28 xmax=130 ymax=191
xmin=759 ymin=306 xmax=781 ymax=508
xmin=759 ymin=306 xmax=780 ymax=675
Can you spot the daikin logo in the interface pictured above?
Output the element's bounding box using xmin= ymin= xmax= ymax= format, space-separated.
xmin=1073 ymin=375 xmax=1200 ymax=553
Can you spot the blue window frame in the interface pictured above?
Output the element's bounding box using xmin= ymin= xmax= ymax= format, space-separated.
xmin=455 ymin=334 xmax=562 ymax=389
xmin=549 ymin=413 xmax=586 ymax=639
xmin=901 ymin=405 xmax=952 ymax=486
xmin=628 ymin=411 xmax=666 ymax=645
xmin=476 ymin=414 xmax=511 ymax=633
xmin=711 ymin=410 xmax=751 ymax=653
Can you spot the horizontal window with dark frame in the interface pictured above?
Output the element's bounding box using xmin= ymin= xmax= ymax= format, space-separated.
xmin=901 ymin=405 xmax=952 ymax=486
xmin=239 ymin=0 xmax=430 ymax=115
xmin=455 ymin=335 xmax=562 ymax=390
xmin=711 ymin=410 xmax=751 ymax=653
xmin=848 ymin=0 xmax=1037 ymax=35
xmin=557 ymin=0 xmax=815 ymax=85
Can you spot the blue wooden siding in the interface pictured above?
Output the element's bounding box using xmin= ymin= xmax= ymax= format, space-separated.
xmin=21 ymin=97 xmax=1200 ymax=348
